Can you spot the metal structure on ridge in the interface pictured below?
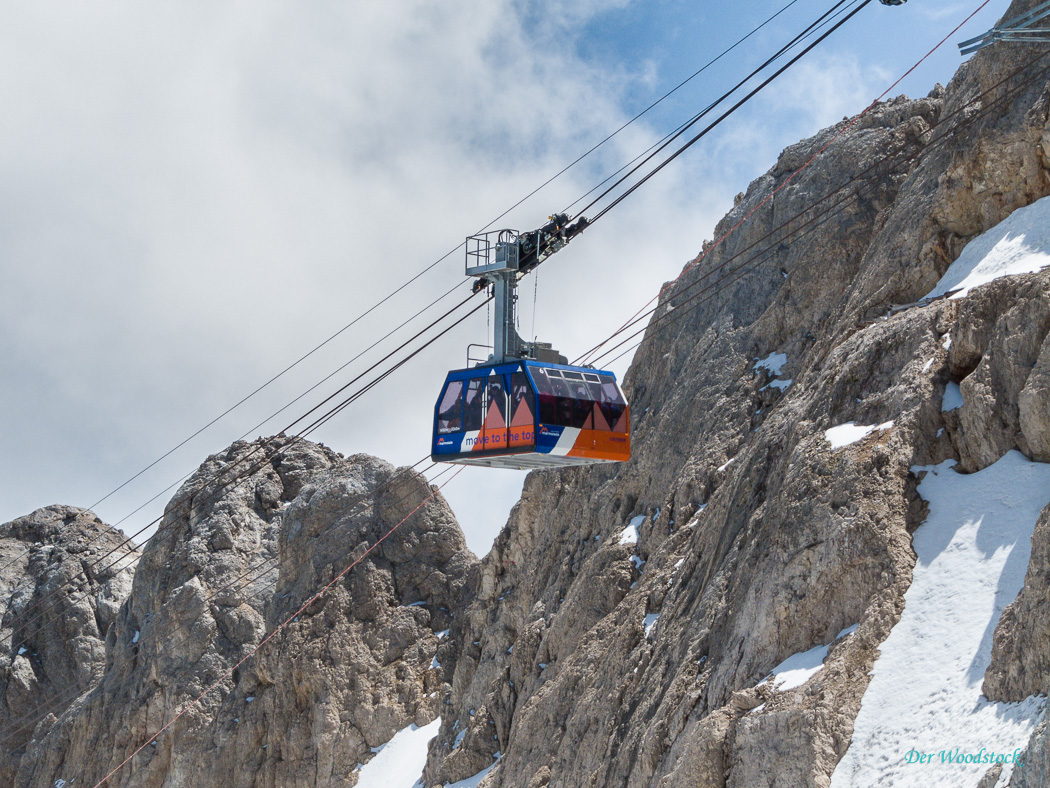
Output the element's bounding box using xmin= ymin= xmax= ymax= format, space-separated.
xmin=959 ymin=0 xmax=1050 ymax=55
xmin=431 ymin=215 xmax=631 ymax=469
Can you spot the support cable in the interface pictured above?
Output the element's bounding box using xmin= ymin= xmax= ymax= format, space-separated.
xmin=576 ymin=0 xmax=995 ymax=366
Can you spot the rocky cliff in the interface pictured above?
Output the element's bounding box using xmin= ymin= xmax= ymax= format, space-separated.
xmin=5 ymin=1 xmax=1050 ymax=786
xmin=2 ymin=439 xmax=474 ymax=787
xmin=421 ymin=0 xmax=1050 ymax=785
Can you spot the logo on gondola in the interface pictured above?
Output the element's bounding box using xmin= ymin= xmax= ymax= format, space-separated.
xmin=437 ymin=437 xmax=455 ymax=447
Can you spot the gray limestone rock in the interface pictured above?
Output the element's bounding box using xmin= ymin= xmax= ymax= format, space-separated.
xmin=421 ymin=3 xmax=1050 ymax=784
xmin=6 ymin=438 xmax=475 ymax=788
xmin=0 ymin=506 xmax=137 ymax=786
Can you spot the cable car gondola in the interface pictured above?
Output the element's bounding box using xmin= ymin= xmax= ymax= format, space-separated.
xmin=432 ymin=217 xmax=631 ymax=469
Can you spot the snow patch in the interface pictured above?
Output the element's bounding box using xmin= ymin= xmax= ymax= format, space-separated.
xmin=763 ymin=378 xmax=793 ymax=392
xmin=824 ymin=421 xmax=894 ymax=449
xmin=942 ymin=334 xmax=952 ymax=350
xmin=619 ymin=516 xmax=645 ymax=545
xmin=942 ymin=382 xmax=963 ymax=412
xmin=764 ymin=644 xmax=829 ymax=691
xmin=356 ymin=719 xmax=440 ymax=787
xmin=630 ymin=555 xmax=645 ymax=571
xmin=442 ymin=754 xmax=501 ymax=787
xmin=643 ymin=613 xmax=659 ymax=638
xmin=684 ymin=505 xmax=706 ymax=528
xmin=17 ymin=646 xmax=26 ymax=656
xmin=762 ymin=626 xmax=856 ymax=692
xmin=717 ymin=458 xmax=735 ymax=472
xmin=831 ymin=453 xmax=1050 ymax=787
xmin=925 ymin=196 xmax=1050 ymax=300
xmin=132 ymin=630 xmax=140 ymax=644
xmin=754 ymin=352 xmax=788 ymax=376
xmin=760 ymin=630 xmax=856 ymax=689
xmin=430 ymin=655 xmax=441 ymax=670
xmin=921 ymin=358 xmax=934 ymax=373
xmin=837 ymin=624 xmax=859 ymax=639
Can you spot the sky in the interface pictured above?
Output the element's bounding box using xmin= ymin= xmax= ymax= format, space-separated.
xmin=0 ymin=0 xmax=1013 ymax=555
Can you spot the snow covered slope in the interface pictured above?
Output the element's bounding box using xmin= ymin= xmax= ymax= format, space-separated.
xmin=831 ymin=453 xmax=1050 ymax=787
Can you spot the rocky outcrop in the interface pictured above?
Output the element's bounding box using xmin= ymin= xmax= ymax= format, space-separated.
xmin=986 ymin=503 xmax=1050 ymax=702
xmin=422 ymin=2 xmax=1050 ymax=785
xmin=6 ymin=437 xmax=475 ymax=787
xmin=0 ymin=506 xmax=137 ymax=786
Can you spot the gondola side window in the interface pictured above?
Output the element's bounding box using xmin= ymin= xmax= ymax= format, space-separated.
xmin=485 ymin=376 xmax=508 ymax=429
xmin=464 ymin=377 xmax=486 ymax=432
xmin=562 ymin=370 xmax=594 ymax=429
xmin=599 ymin=375 xmax=627 ymax=432
xmin=548 ymin=369 xmax=576 ymax=426
xmin=437 ymin=380 xmax=465 ymax=434
xmin=532 ymin=368 xmax=558 ymax=424
xmin=509 ymin=371 xmax=535 ymax=426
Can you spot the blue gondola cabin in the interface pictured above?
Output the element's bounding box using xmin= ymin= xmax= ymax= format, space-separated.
xmin=432 ymin=360 xmax=630 ymax=469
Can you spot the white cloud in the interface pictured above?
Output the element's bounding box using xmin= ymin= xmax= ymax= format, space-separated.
xmin=0 ymin=1 xmax=707 ymax=551
xmin=0 ymin=0 xmax=979 ymax=554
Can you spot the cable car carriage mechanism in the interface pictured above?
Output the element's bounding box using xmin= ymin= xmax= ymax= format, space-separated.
xmin=432 ymin=214 xmax=631 ymax=469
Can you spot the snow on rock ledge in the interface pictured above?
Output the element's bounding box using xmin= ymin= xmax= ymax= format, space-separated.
xmin=925 ymin=195 xmax=1050 ymax=300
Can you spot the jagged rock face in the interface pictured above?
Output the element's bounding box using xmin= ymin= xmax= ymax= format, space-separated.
xmin=0 ymin=506 xmax=137 ymax=786
xmin=9 ymin=437 xmax=475 ymax=788
xmin=985 ymin=503 xmax=1050 ymax=702
xmin=424 ymin=3 xmax=1050 ymax=785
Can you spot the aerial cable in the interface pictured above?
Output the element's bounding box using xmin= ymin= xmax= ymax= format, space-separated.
xmin=26 ymin=279 xmax=472 ymax=557
xmin=562 ymin=0 xmax=856 ymax=216
xmin=85 ymin=279 xmax=473 ymax=541
xmin=570 ymin=0 xmax=861 ymax=221
xmin=576 ymin=0 xmax=996 ymax=367
xmin=4 ymin=0 xmax=1016 ymax=764
xmin=5 ymin=293 xmax=492 ymax=645
xmin=6 ymin=0 xmax=996 ymax=641
xmin=584 ymin=11 xmax=1027 ymax=370
xmin=84 ymin=249 xmax=464 ymax=518
xmin=88 ymin=465 xmax=465 ymax=788
xmin=542 ymin=0 xmax=807 ymax=217
xmin=0 ymin=275 xmax=471 ymax=583
xmin=71 ymin=0 xmax=808 ymax=538
xmin=581 ymin=0 xmax=871 ymax=226
xmin=55 ymin=3 xmax=1022 ymax=777
xmin=6 ymin=293 xmax=491 ymax=646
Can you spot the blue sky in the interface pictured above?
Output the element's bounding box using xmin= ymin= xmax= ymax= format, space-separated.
xmin=0 ymin=0 xmax=1015 ymax=552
